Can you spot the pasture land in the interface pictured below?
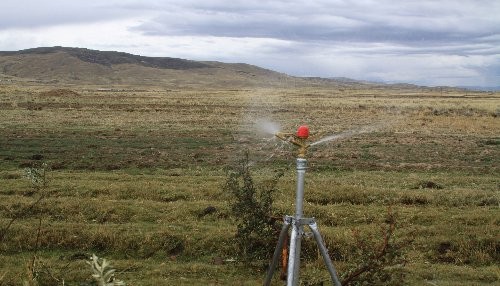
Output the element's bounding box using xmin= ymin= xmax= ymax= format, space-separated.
xmin=0 ymin=83 xmax=498 ymax=285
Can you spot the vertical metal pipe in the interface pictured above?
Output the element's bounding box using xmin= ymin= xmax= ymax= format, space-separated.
xmin=287 ymin=223 xmax=300 ymax=285
xmin=263 ymin=217 xmax=291 ymax=286
xmin=292 ymin=224 xmax=303 ymax=286
xmin=295 ymin=158 xmax=307 ymax=217
xmin=287 ymin=158 xmax=307 ymax=286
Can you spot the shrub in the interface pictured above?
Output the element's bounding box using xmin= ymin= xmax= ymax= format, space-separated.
xmin=224 ymin=152 xmax=283 ymax=262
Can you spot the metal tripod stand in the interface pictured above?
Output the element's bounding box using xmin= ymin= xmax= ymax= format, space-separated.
xmin=264 ymin=128 xmax=342 ymax=286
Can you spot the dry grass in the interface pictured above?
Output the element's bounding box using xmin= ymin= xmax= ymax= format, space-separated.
xmin=0 ymin=82 xmax=499 ymax=285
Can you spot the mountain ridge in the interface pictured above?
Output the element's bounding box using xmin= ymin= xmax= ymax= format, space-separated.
xmin=0 ymin=46 xmax=298 ymax=87
xmin=0 ymin=46 xmax=468 ymax=91
xmin=0 ymin=46 xmax=211 ymax=70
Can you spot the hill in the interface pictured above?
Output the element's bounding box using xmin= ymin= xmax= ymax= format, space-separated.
xmin=0 ymin=46 xmax=303 ymax=88
xmin=1 ymin=47 xmax=473 ymax=91
xmin=0 ymin=46 xmax=412 ymax=90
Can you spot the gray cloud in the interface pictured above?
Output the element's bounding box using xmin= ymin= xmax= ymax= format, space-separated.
xmin=130 ymin=0 xmax=500 ymax=51
xmin=126 ymin=0 xmax=500 ymax=86
xmin=0 ymin=0 xmax=135 ymax=29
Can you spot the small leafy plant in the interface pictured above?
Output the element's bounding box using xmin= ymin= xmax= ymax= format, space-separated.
xmin=87 ymin=254 xmax=126 ymax=286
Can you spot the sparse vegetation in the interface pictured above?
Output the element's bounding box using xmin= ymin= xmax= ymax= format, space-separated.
xmin=0 ymin=79 xmax=498 ymax=285
xmin=339 ymin=208 xmax=411 ymax=286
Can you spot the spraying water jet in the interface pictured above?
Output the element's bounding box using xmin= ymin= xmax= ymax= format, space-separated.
xmin=310 ymin=122 xmax=389 ymax=146
xmin=255 ymin=119 xmax=281 ymax=136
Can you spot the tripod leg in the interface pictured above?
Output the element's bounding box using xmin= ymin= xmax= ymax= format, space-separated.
xmin=264 ymin=218 xmax=291 ymax=286
xmin=309 ymin=222 xmax=342 ymax=286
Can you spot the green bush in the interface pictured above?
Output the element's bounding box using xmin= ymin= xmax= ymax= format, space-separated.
xmin=224 ymin=152 xmax=283 ymax=263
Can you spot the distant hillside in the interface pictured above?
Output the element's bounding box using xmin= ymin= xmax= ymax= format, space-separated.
xmin=0 ymin=46 xmax=440 ymax=90
xmin=0 ymin=46 xmax=211 ymax=70
xmin=0 ymin=47 xmax=299 ymax=88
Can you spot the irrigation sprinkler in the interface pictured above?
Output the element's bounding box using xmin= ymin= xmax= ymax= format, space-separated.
xmin=264 ymin=125 xmax=342 ymax=286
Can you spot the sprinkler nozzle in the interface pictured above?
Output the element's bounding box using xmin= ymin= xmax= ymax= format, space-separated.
xmin=275 ymin=126 xmax=311 ymax=158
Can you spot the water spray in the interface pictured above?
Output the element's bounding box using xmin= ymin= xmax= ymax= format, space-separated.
xmin=264 ymin=125 xmax=342 ymax=286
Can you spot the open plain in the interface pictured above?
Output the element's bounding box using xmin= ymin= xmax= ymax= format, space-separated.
xmin=0 ymin=76 xmax=499 ymax=285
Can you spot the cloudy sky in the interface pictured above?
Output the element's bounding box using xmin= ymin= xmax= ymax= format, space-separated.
xmin=1 ymin=0 xmax=499 ymax=87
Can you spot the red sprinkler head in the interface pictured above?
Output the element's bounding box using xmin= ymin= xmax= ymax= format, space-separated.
xmin=296 ymin=125 xmax=309 ymax=139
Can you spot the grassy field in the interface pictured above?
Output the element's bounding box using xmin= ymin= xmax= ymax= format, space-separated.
xmin=0 ymin=83 xmax=498 ymax=285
